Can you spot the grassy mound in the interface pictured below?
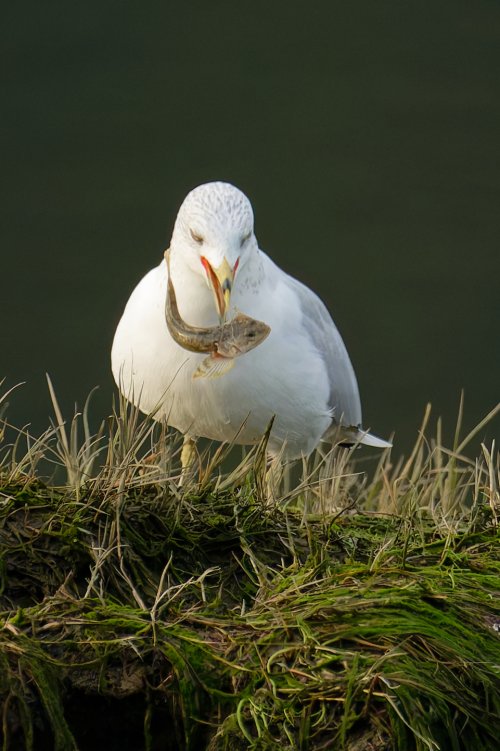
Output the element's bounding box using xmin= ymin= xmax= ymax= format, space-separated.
xmin=0 ymin=385 xmax=499 ymax=750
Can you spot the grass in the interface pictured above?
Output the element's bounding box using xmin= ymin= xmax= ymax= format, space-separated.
xmin=0 ymin=380 xmax=499 ymax=750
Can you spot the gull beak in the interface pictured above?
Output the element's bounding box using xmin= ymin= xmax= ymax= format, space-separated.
xmin=201 ymin=256 xmax=234 ymax=322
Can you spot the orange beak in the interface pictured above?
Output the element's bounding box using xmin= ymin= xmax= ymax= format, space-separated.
xmin=201 ymin=256 xmax=234 ymax=322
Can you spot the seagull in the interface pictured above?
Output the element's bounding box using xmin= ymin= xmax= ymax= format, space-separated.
xmin=111 ymin=181 xmax=391 ymax=468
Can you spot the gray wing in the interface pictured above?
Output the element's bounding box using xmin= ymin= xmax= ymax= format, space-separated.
xmin=287 ymin=275 xmax=362 ymax=429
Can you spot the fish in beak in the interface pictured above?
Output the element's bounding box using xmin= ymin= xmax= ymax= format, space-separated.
xmin=201 ymin=256 xmax=235 ymax=322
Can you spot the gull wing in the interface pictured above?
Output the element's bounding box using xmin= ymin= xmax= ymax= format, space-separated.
xmin=286 ymin=275 xmax=362 ymax=429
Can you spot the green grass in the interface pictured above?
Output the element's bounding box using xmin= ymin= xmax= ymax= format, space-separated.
xmin=0 ymin=381 xmax=499 ymax=750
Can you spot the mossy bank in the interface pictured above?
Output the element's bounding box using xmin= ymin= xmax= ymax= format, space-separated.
xmin=0 ymin=390 xmax=499 ymax=750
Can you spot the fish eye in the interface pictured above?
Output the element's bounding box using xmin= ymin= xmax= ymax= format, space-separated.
xmin=190 ymin=229 xmax=204 ymax=245
xmin=240 ymin=232 xmax=251 ymax=247
xmin=247 ymin=330 xmax=256 ymax=338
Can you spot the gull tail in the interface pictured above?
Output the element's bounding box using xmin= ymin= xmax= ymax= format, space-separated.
xmin=341 ymin=427 xmax=393 ymax=449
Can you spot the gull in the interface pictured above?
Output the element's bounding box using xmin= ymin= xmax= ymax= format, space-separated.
xmin=111 ymin=182 xmax=391 ymax=470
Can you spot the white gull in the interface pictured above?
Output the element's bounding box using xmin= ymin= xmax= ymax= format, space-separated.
xmin=111 ymin=181 xmax=391 ymax=461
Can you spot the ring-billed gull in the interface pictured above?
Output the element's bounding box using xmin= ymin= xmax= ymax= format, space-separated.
xmin=111 ymin=181 xmax=391 ymax=461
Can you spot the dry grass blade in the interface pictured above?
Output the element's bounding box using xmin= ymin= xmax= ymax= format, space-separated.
xmin=46 ymin=374 xmax=105 ymax=490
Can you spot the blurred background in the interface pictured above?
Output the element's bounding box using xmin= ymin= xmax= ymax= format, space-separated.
xmin=2 ymin=0 xmax=499 ymax=456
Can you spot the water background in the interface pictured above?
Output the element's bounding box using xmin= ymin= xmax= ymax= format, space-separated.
xmin=2 ymin=1 xmax=499 ymax=456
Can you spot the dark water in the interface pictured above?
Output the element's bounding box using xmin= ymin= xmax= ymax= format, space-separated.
xmin=2 ymin=1 xmax=499 ymax=455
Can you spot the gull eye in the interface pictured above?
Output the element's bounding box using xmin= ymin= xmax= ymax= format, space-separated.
xmin=240 ymin=232 xmax=251 ymax=247
xmin=190 ymin=229 xmax=204 ymax=245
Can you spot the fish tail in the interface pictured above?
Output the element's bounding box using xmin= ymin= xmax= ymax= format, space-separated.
xmin=193 ymin=355 xmax=235 ymax=379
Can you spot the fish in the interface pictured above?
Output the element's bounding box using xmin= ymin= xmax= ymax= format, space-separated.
xmin=164 ymin=250 xmax=271 ymax=379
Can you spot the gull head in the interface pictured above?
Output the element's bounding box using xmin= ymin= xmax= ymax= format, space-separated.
xmin=171 ymin=182 xmax=257 ymax=321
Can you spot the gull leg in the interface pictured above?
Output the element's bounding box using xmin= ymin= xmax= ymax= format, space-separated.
xmin=180 ymin=435 xmax=197 ymax=485
xmin=265 ymin=456 xmax=283 ymax=502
